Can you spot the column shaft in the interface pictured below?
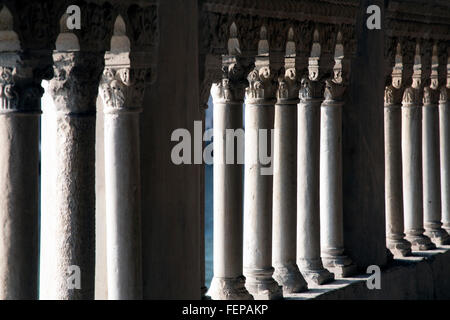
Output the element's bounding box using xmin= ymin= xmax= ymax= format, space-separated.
xmin=320 ymin=94 xmax=356 ymax=277
xmin=244 ymin=101 xmax=281 ymax=299
xmin=105 ymin=110 xmax=143 ymax=299
xmin=208 ymin=94 xmax=252 ymax=299
xmin=272 ymin=100 xmax=307 ymax=293
xmin=297 ymin=92 xmax=334 ymax=285
xmin=440 ymin=89 xmax=450 ymax=233
xmin=0 ymin=113 xmax=40 ymax=299
xmin=49 ymin=51 xmax=103 ymax=299
xmin=423 ymin=90 xmax=450 ymax=245
xmin=384 ymin=96 xmax=412 ymax=256
xmin=401 ymin=91 xmax=435 ymax=250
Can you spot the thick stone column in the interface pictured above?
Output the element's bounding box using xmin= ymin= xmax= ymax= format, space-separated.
xmin=423 ymin=81 xmax=450 ymax=245
xmin=48 ymin=51 xmax=104 ymax=299
xmin=99 ymin=49 xmax=149 ymax=299
xmin=208 ymin=60 xmax=252 ymax=300
xmin=441 ymin=85 xmax=450 ymax=234
xmin=272 ymin=68 xmax=307 ymax=293
xmin=384 ymin=69 xmax=412 ymax=256
xmin=401 ymin=74 xmax=435 ymax=251
xmin=243 ymin=66 xmax=282 ymax=300
xmin=297 ymin=75 xmax=334 ymax=285
xmin=0 ymin=52 xmax=48 ymax=299
xmin=320 ymin=70 xmax=356 ymax=277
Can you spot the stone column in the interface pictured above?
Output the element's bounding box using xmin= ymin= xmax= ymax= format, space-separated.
xmin=320 ymin=71 xmax=356 ymax=277
xmin=297 ymin=75 xmax=334 ymax=284
xmin=441 ymin=85 xmax=450 ymax=234
xmin=99 ymin=50 xmax=150 ymax=299
xmin=243 ymin=66 xmax=282 ymax=300
xmin=384 ymin=71 xmax=412 ymax=256
xmin=401 ymin=75 xmax=435 ymax=250
xmin=423 ymin=81 xmax=450 ymax=245
xmin=272 ymin=68 xmax=307 ymax=293
xmin=208 ymin=60 xmax=252 ymax=300
xmin=48 ymin=51 xmax=104 ymax=299
xmin=0 ymin=52 xmax=49 ymax=299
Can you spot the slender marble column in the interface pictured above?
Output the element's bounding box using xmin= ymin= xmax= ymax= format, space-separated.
xmin=208 ymin=61 xmax=253 ymax=300
xmin=272 ymin=68 xmax=307 ymax=293
xmin=423 ymin=84 xmax=450 ymax=245
xmin=440 ymin=86 xmax=450 ymax=234
xmin=384 ymin=76 xmax=412 ymax=256
xmin=0 ymin=52 xmax=48 ymax=299
xmin=99 ymin=50 xmax=149 ymax=299
xmin=401 ymin=80 xmax=435 ymax=251
xmin=320 ymin=75 xmax=356 ymax=277
xmin=48 ymin=51 xmax=104 ymax=299
xmin=244 ymin=66 xmax=282 ymax=300
xmin=297 ymin=75 xmax=334 ymax=285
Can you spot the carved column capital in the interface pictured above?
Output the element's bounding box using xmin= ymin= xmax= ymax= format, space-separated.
xmin=324 ymin=78 xmax=346 ymax=103
xmin=211 ymin=58 xmax=249 ymax=104
xmin=99 ymin=51 xmax=151 ymax=114
xmin=385 ymin=85 xmax=404 ymax=106
xmin=277 ymin=68 xmax=300 ymax=104
xmin=49 ymin=52 xmax=104 ymax=115
xmin=423 ymin=86 xmax=440 ymax=106
xmin=299 ymin=75 xmax=324 ymax=102
xmin=402 ymin=87 xmax=422 ymax=105
xmin=245 ymin=67 xmax=277 ymax=104
xmin=0 ymin=53 xmax=52 ymax=114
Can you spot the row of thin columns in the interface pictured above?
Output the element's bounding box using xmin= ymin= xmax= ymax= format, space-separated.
xmin=0 ymin=48 xmax=145 ymax=299
xmin=385 ymin=46 xmax=450 ymax=256
xmin=209 ymin=54 xmax=355 ymax=299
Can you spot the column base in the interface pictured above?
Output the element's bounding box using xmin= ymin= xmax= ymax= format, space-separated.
xmin=244 ymin=268 xmax=283 ymax=300
xmin=406 ymin=230 xmax=436 ymax=251
xmin=298 ymin=258 xmax=334 ymax=285
xmin=387 ymin=238 xmax=412 ymax=257
xmin=273 ymin=263 xmax=308 ymax=294
xmin=322 ymin=255 xmax=357 ymax=278
xmin=424 ymin=227 xmax=450 ymax=246
xmin=443 ymin=223 xmax=450 ymax=235
xmin=207 ymin=276 xmax=253 ymax=300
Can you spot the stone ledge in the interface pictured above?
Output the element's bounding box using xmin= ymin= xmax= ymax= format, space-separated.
xmin=285 ymin=246 xmax=450 ymax=300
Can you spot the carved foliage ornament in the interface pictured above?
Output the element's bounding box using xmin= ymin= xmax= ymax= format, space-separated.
xmin=277 ymin=68 xmax=300 ymax=102
xmin=423 ymin=86 xmax=440 ymax=105
xmin=299 ymin=75 xmax=324 ymax=101
xmin=0 ymin=64 xmax=45 ymax=112
xmin=0 ymin=66 xmax=18 ymax=110
xmin=211 ymin=62 xmax=247 ymax=103
xmin=100 ymin=67 xmax=149 ymax=111
xmin=49 ymin=52 xmax=104 ymax=114
xmin=245 ymin=67 xmax=277 ymax=102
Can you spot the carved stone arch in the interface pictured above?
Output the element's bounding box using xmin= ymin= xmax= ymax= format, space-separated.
xmin=110 ymin=15 xmax=131 ymax=53
xmin=421 ymin=39 xmax=434 ymax=85
xmin=234 ymin=13 xmax=259 ymax=54
xmin=334 ymin=31 xmax=344 ymax=60
xmin=294 ymin=20 xmax=314 ymax=60
xmin=228 ymin=21 xmax=241 ymax=55
xmin=0 ymin=5 xmax=20 ymax=51
xmin=124 ymin=3 xmax=159 ymax=52
xmin=55 ymin=13 xmax=80 ymax=51
xmin=2 ymin=0 xmax=59 ymax=51
xmin=285 ymin=26 xmax=296 ymax=58
xmin=258 ymin=25 xmax=269 ymax=56
xmin=437 ymin=41 xmax=449 ymax=88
